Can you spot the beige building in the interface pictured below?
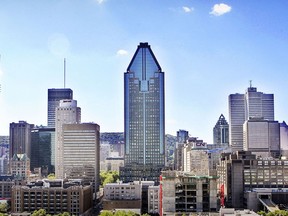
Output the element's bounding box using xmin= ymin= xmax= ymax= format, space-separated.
xmin=148 ymin=185 xmax=160 ymax=214
xmin=62 ymin=123 xmax=100 ymax=192
xmin=55 ymin=99 xmax=81 ymax=179
xmin=243 ymin=118 xmax=280 ymax=158
xmin=183 ymin=138 xmax=209 ymax=175
xmin=11 ymin=179 xmax=93 ymax=215
xmin=161 ymin=170 xmax=218 ymax=215
xmin=100 ymin=157 xmax=124 ymax=172
xmin=103 ymin=182 xmax=141 ymax=211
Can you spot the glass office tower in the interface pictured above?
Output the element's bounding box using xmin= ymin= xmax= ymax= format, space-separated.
xmin=47 ymin=88 xmax=73 ymax=127
xmin=120 ymin=42 xmax=165 ymax=183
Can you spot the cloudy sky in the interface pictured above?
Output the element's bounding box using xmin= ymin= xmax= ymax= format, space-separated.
xmin=1 ymin=0 xmax=288 ymax=143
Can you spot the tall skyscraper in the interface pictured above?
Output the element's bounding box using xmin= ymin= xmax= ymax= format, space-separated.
xmin=9 ymin=121 xmax=34 ymax=161
xmin=47 ymin=88 xmax=73 ymax=127
xmin=213 ymin=114 xmax=229 ymax=145
xmin=55 ymin=99 xmax=81 ymax=178
xmin=229 ymin=86 xmax=274 ymax=152
xmin=120 ymin=42 xmax=165 ymax=183
xmin=30 ymin=127 xmax=55 ymax=174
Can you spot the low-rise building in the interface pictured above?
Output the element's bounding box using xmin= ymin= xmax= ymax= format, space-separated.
xmin=103 ymin=182 xmax=141 ymax=211
xmin=11 ymin=179 xmax=93 ymax=216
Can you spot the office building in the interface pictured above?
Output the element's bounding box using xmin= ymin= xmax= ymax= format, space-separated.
xmin=121 ymin=42 xmax=165 ymax=183
xmin=177 ymin=130 xmax=189 ymax=144
xmin=243 ymin=118 xmax=280 ymax=158
xmin=229 ymin=86 xmax=274 ymax=152
xmin=280 ymin=121 xmax=288 ymax=157
xmin=47 ymin=88 xmax=73 ymax=127
xmin=9 ymin=121 xmax=34 ymax=162
xmin=11 ymin=179 xmax=93 ymax=215
xmin=30 ymin=127 xmax=55 ymax=175
xmin=62 ymin=123 xmax=100 ymax=192
xmin=217 ymin=151 xmax=288 ymax=209
xmin=55 ymin=99 xmax=81 ymax=179
xmin=213 ymin=114 xmax=229 ymax=145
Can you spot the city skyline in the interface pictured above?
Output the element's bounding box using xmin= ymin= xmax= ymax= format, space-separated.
xmin=1 ymin=1 xmax=288 ymax=143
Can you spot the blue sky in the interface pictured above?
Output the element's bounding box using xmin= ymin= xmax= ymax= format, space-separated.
xmin=0 ymin=0 xmax=288 ymax=143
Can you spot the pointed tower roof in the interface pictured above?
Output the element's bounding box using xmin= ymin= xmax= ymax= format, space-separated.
xmin=215 ymin=114 xmax=228 ymax=126
xmin=127 ymin=42 xmax=162 ymax=73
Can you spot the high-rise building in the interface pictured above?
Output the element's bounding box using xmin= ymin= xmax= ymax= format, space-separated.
xmin=47 ymin=88 xmax=73 ymax=127
xmin=9 ymin=121 xmax=34 ymax=161
xmin=213 ymin=114 xmax=229 ymax=145
xmin=177 ymin=130 xmax=189 ymax=144
xmin=280 ymin=121 xmax=288 ymax=157
xmin=30 ymin=127 xmax=55 ymax=175
xmin=243 ymin=117 xmax=280 ymax=158
xmin=62 ymin=123 xmax=100 ymax=192
xmin=120 ymin=42 xmax=165 ymax=183
xmin=229 ymin=86 xmax=274 ymax=152
xmin=55 ymin=99 xmax=81 ymax=179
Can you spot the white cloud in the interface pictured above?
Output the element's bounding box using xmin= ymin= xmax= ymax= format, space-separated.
xmin=182 ymin=6 xmax=194 ymax=13
xmin=117 ymin=49 xmax=128 ymax=56
xmin=210 ymin=3 xmax=232 ymax=16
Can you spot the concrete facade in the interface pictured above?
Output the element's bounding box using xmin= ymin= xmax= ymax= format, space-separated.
xmin=161 ymin=171 xmax=218 ymax=215
xmin=55 ymin=99 xmax=81 ymax=179
xmin=243 ymin=118 xmax=280 ymax=158
xmin=217 ymin=151 xmax=288 ymax=209
xmin=103 ymin=182 xmax=142 ymax=211
xmin=62 ymin=123 xmax=100 ymax=193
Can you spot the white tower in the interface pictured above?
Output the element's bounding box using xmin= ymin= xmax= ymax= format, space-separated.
xmin=55 ymin=99 xmax=81 ymax=178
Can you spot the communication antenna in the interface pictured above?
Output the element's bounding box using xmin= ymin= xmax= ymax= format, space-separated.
xmin=64 ymin=58 xmax=66 ymax=88
xmin=249 ymin=80 xmax=252 ymax=88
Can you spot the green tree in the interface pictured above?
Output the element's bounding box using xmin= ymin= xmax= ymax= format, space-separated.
xmin=47 ymin=173 xmax=56 ymax=180
xmin=258 ymin=211 xmax=267 ymax=216
xmin=100 ymin=171 xmax=119 ymax=187
xmin=0 ymin=203 xmax=8 ymax=213
xmin=99 ymin=210 xmax=114 ymax=216
xmin=31 ymin=209 xmax=47 ymax=216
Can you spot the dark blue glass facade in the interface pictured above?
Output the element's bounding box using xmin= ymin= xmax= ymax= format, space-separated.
xmin=122 ymin=43 xmax=165 ymax=182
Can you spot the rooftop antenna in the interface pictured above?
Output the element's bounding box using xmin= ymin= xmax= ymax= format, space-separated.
xmin=249 ymin=80 xmax=252 ymax=88
xmin=64 ymin=58 xmax=66 ymax=88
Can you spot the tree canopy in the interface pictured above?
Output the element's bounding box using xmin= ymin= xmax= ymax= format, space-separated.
xmin=100 ymin=171 xmax=119 ymax=187
xmin=258 ymin=210 xmax=288 ymax=216
xmin=99 ymin=210 xmax=147 ymax=216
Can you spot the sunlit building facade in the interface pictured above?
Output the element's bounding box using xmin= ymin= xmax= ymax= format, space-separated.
xmin=229 ymin=86 xmax=274 ymax=152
